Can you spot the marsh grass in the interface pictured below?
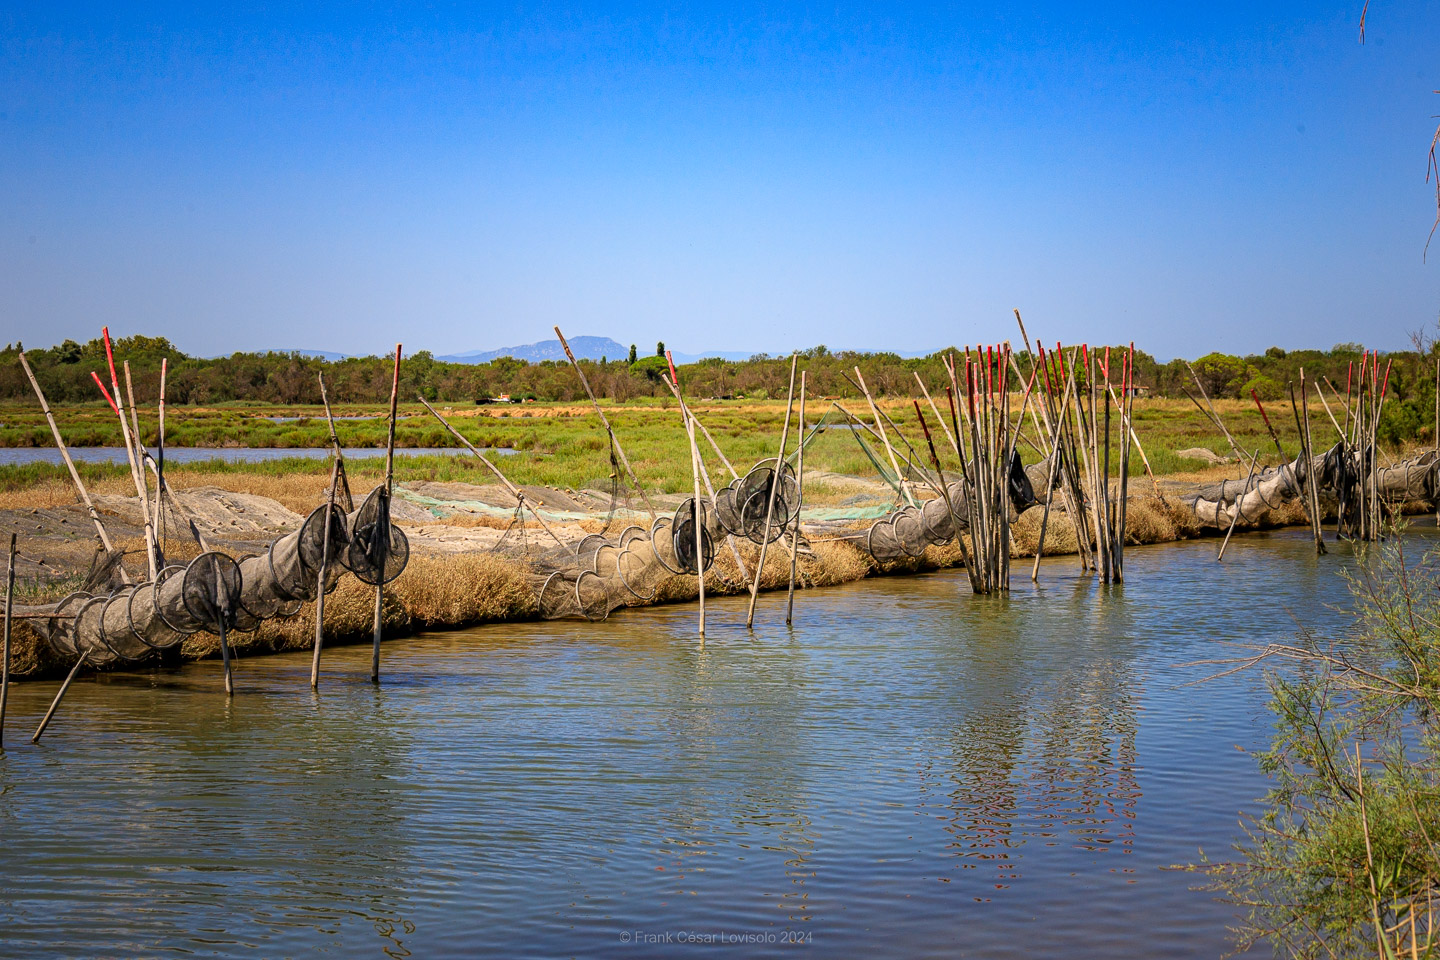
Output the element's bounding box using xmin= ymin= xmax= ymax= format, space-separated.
xmin=3 ymin=394 xmax=1397 ymax=522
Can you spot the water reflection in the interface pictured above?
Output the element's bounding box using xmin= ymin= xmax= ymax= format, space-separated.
xmin=0 ymin=529 xmax=1390 ymax=958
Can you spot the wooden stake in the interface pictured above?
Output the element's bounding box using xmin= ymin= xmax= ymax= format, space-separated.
xmin=1185 ymin=359 xmax=1247 ymax=464
xmin=746 ymin=355 xmax=797 ymax=628
xmin=17 ymin=352 xmax=121 ymax=563
xmin=854 ymin=367 xmax=915 ymax=507
xmin=32 ymin=654 xmax=84 ymax=744
xmin=418 ymin=395 xmax=571 ymax=553
xmin=374 ymin=344 xmax=401 ymax=684
xmin=1218 ymin=449 xmax=1260 ymax=562
xmin=1 ymin=534 xmax=13 ymax=748
xmin=555 ymin=326 xmax=658 ymax=519
xmin=660 ymin=363 xmax=753 ymax=589
xmin=319 ymin=372 xmax=354 ymax=512
xmin=786 ymin=373 xmax=807 ymax=624
xmin=311 ymin=459 xmax=340 ymax=689
xmin=124 ymin=361 xmax=159 ymax=578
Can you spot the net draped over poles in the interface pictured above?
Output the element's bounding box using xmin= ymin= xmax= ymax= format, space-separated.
xmin=529 ymin=458 xmax=803 ymax=621
xmin=1177 ymin=445 xmax=1437 ymax=529
xmin=21 ymin=484 xmax=409 ymax=668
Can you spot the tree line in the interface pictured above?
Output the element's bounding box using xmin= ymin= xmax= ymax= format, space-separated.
xmin=1 ymin=335 xmax=1435 ymax=442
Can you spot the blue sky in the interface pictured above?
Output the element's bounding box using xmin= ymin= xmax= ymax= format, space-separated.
xmin=2 ymin=2 xmax=1438 ymax=361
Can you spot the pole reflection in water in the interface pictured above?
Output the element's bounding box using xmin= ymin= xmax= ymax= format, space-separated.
xmin=0 ymin=527 xmax=1398 ymax=958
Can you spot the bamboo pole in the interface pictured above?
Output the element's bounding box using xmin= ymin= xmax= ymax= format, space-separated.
xmin=1185 ymin=359 xmax=1247 ymax=465
xmin=101 ymin=331 xmax=156 ymax=578
xmin=217 ymin=611 xmax=234 ymax=696
xmin=685 ymin=396 xmax=705 ymax=636
xmin=914 ymin=371 xmax=960 ymax=459
xmin=1303 ymin=375 xmax=1326 ymax=552
xmin=124 ymin=361 xmax=159 ymax=578
xmin=746 ymin=355 xmax=797 ymax=628
xmin=318 ymin=372 xmax=354 ymax=512
xmin=1031 ymin=357 xmax=1080 ymax=580
xmin=786 ymin=373 xmax=807 ymax=624
xmin=554 ymin=326 xmax=658 ymax=519
xmin=1250 ymin=390 xmax=1287 ymax=461
xmin=915 ymin=399 xmax=980 ymax=593
xmin=1 ymin=534 xmax=13 ymax=748
xmin=1102 ymin=351 xmax=1114 ymax=581
xmin=32 ymin=653 xmax=84 ymax=744
xmin=17 ymin=352 xmax=121 ymax=561
xmin=1288 ymin=377 xmax=1326 ymax=554
xmin=660 ymin=361 xmax=753 ymax=589
xmin=311 ymin=459 xmax=340 ymax=690
xmin=1218 ymin=449 xmax=1261 ymax=562
xmin=152 ymin=358 xmax=167 ymax=545
xmin=373 ymin=344 xmax=400 ymax=684
xmin=854 ymin=367 xmax=916 ymax=507
xmin=418 ymin=396 xmax=571 ymax=554
xmin=1311 ymin=380 xmax=1343 ymax=441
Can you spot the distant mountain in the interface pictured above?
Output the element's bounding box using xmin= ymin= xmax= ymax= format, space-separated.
xmin=437 ymin=336 xmax=627 ymax=364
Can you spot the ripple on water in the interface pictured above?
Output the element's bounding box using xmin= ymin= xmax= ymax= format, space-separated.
xmin=0 ymin=527 xmax=1394 ymax=958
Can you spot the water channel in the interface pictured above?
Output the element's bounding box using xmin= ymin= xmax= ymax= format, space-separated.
xmin=0 ymin=527 xmax=1403 ymax=958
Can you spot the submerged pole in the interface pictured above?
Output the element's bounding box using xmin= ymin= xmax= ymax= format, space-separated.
xmin=1217 ymin=449 xmax=1261 ymax=562
xmin=32 ymin=654 xmax=84 ymax=744
xmin=786 ymin=373 xmax=807 ymax=625
xmin=746 ymin=355 xmax=798 ymax=629
xmin=374 ymin=344 xmax=401 ymax=684
xmin=1 ymin=534 xmax=13 ymax=748
xmin=555 ymin=326 xmax=658 ymax=519
xmin=312 ymin=459 xmax=340 ymax=690
xmin=18 ymin=352 xmax=122 ymax=563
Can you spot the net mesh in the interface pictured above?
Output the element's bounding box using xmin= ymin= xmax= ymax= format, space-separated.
xmin=32 ymin=482 xmax=408 ymax=667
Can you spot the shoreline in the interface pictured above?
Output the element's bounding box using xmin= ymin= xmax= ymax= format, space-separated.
xmin=1 ymin=491 xmax=1324 ymax=682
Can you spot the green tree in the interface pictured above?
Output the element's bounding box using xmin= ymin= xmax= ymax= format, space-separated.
xmin=627 ymin=344 xmax=637 ymax=364
xmin=1205 ymin=541 xmax=1440 ymax=958
xmin=656 ymin=341 xmax=665 ymax=358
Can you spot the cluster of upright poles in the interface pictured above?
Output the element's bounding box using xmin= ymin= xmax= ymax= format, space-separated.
xmin=1334 ymin=352 xmax=1392 ymax=542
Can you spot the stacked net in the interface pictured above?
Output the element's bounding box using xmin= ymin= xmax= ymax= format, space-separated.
xmin=529 ymin=459 xmax=802 ymax=621
xmin=25 ymin=484 xmax=409 ymax=667
xmin=855 ymin=452 xmax=1035 ymax=562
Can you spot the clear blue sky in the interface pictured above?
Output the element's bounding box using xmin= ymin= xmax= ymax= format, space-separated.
xmin=3 ymin=2 xmax=1438 ymax=361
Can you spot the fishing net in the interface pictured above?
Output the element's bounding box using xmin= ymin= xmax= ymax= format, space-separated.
xmin=529 ymin=519 xmax=692 ymax=621
xmin=672 ymin=498 xmax=715 ymax=575
xmin=853 ymin=451 xmax=1031 ymax=562
xmin=27 ymin=485 xmax=407 ymax=667
xmin=1375 ymin=450 xmax=1439 ymax=500
xmin=730 ymin=460 xmax=800 ymax=544
xmin=347 ymin=486 xmax=409 ymax=586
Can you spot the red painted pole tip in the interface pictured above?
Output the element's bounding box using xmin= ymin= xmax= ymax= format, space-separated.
xmin=90 ymin=371 xmax=119 ymax=416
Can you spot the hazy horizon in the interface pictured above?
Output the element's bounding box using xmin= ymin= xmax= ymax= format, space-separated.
xmin=4 ymin=4 xmax=1439 ymax=360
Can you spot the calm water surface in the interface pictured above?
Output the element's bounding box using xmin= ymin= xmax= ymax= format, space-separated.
xmin=0 ymin=528 xmax=1400 ymax=958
